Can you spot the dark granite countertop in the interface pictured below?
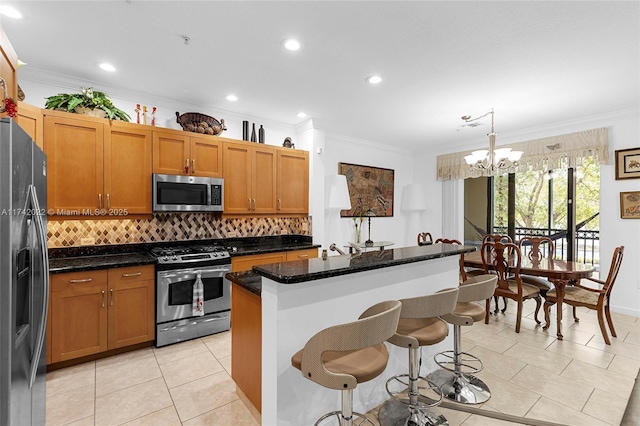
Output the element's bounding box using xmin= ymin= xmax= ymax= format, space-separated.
xmin=49 ymin=252 xmax=156 ymax=274
xmin=48 ymin=235 xmax=317 ymax=274
xmin=226 ymin=271 xmax=262 ymax=296
xmin=252 ymin=243 xmax=475 ymax=284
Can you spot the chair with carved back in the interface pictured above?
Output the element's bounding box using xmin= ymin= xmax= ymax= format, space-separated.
xmin=417 ymin=232 xmax=433 ymax=246
xmin=543 ymin=246 xmax=624 ymax=345
xmin=518 ymin=236 xmax=554 ymax=298
xmin=435 ymin=238 xmax=467 ymax=283
xmin=468 ymin=234 xmax=513 ymax=313
xmin=481 ymin=240 xmax=542 ymax=333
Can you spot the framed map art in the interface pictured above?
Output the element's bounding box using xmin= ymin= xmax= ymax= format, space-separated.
xmin=338 ymin=162 xmax=394 ymax=217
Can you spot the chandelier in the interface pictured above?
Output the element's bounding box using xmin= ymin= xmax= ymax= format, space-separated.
xmin=463 ymin=109 xmax=523 ymax=175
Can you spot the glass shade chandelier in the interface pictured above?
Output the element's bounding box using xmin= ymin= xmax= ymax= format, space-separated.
xmin=463 ymin=109 xmax=523 ymax=174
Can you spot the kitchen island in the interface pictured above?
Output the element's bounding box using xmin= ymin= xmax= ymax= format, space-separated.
xmin=226 ymin=243 xmax=475 ymax=425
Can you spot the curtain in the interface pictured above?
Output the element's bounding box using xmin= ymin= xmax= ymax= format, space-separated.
xmin=436 ymin=127 xmax=609 ymax=180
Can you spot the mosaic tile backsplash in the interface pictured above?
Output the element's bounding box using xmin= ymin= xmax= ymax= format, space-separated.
xmin=47 ymin=213 xmax=312 ymax=247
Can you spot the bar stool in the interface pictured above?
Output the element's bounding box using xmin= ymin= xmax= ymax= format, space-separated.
xmin=291 ymin=300 xmax=402 ymax=426
xmin=427 ymin=274 xmax=498 ymax=404
xmin=378 ymin=287 xmax=459 ymax=426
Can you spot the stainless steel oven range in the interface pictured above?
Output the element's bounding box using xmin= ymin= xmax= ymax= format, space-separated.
xmin=151 ymin=245 xmax=231 ymax=347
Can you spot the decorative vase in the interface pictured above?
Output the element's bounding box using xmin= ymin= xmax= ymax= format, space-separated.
xmin=250 ymin=123 xmax=257 ymax=142
xmin=258 ymin=125 xmax=265 ymax=143
xmin=355 ymin=229 xmax=361 ymax=244
xmin=242 ymin=121 xmax=249 ymax=141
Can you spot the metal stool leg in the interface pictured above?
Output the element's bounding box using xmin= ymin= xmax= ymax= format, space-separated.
xmin=314 ymin=389 xmax=376 ymax=426
xmin=428 ymin=325 xmax=491 ymax=404
xmin=378 ymin=347 xmax=448 ymax=426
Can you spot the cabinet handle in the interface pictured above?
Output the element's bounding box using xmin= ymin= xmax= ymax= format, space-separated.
xmin=69 ymin=278 xmax=92 ymax=283
xmin=121 ymin=272 xmax=142 ymax=277
xmin=98 ymin=194 xmax=102 ymax=209
xmin=101 ymin=290 xmax=105 ymax=308
xmin=110 ymin=288 xmax=114 ymax=306
xmin=191 ymin=159 xmax=195 ymax=174
xmin=297 ymin=254 xmax=309 ymax=258
xmin=253 ymin=198 xmax=256 ymax=211
xmin=185 ymin=158 xmax=190 ymax=174
xmin=278 ymin=198 xmax=281 ymax=210
xmin=107 ymin=194 xmax=111 ymax=209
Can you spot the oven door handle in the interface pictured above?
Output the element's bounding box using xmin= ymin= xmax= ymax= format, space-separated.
xmin=159 ymin=267 xmax=231 ymax=279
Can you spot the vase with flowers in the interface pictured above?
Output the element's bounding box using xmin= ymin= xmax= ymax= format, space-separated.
xmin=353 ymin=214 xmax=364 ymax=244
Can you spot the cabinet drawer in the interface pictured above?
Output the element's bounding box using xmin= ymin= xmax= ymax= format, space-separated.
xmin=107 ymin=265 xmax=154 ymax=284
xmin=51 ymin=270 xmax=108 ymax=292
xmin=286 ymin=248 xmax=318 ymax=261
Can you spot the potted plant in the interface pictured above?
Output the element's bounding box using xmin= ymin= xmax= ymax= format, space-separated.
xmin=44 ymin=87 xmax=131 ymax=121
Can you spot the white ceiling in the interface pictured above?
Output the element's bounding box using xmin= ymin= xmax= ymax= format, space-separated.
xmin=3 ymin=1 xmax=639 ymax=151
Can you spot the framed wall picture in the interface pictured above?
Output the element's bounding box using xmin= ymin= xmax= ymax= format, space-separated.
xmin=615 ymin=147 xmax=640 ymax=180
xmin=338 ymin=162 xmax=394 ymax=217
xmin=620 ymin=191 xmax=640 ymax=219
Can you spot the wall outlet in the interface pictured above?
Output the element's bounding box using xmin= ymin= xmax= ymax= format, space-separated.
xmin=227 ymin=231 xmax=237 ymax=237
xmin=81 ymin=237 xmax=95 ymax=245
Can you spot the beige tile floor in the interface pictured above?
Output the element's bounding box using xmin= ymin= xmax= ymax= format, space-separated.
xmin=45 ymin=303 xmax=640 ymax=426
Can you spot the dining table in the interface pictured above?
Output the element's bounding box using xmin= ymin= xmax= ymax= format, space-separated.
xmin=463 ymin=250 xmax=596 ymax=340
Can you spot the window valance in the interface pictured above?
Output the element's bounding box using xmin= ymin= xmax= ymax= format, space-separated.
xmin=436 ymin=127 xmax=609 ymax=180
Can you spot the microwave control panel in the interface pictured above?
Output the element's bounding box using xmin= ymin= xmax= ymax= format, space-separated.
xmin=211 ymin=185 xmax=222 ymax=205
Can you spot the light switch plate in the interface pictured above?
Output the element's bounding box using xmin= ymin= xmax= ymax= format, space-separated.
xmin=81 ymin=237 xmax=95 ymax=245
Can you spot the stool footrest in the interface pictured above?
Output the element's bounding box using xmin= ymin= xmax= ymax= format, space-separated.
xmin=384 ymin=374 xmax=443 ymax=410
xmin=314 ymin=410 xmax=375 ymax=426
xmin=433 ymin=350 xmax=484 ymax=375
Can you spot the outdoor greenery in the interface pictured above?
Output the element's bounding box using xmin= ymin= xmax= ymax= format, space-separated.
xmin=44 ymin=87 xmax=131 ymax=121
xmin=494 ymin=157 xmax=600 ymax=231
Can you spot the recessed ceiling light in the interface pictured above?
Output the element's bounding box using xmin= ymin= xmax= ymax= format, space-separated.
xmin=296 ymin=112 xmax=308 ymax=118
xmin=226 ymin=94 xmax=238 ymax=102
xmin=282 ymin=39 xmax=301 ymax=51
xmin=366 ymin=75 xmax=382 ymax=84
xmin=99 ymin=63 xmax=116 ymax=72
xmin=0 ymin=5 xmax=22 ymax=19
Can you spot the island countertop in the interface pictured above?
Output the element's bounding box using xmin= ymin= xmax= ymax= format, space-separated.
xmin=250 ymin=243 xmax=475 ymax=284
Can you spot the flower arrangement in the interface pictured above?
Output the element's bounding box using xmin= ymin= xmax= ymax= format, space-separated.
xmin=352 ymin=196 xmax=365 ymax=243
xmin=44 ymin=87 xmax=131 ymax=121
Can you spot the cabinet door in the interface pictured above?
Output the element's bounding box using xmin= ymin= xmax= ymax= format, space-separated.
xmin=190 ymin=137 xmax=223 ymax=177
xmin=277 ymin=150 xmax=309 ymax=214
xmin=286 ymin=248 xmax=318 ymax=261
xmin=16 ymin=102 xmax=44 ymax=149
xmin=223 ymin=142 xmax=253 ymax=213
xmin=107 ymin=266 xmax=155 ymax=349
xmin=253 ymin=146 xmax=277 ymax=214
xmin=231 ymin=252 xmax=287 ymax=272
xmin=44 ymin=115 xmax=104 ymax=212
xmin=104 ymin=123 xmax=152 ymax=214
xmin=50 ymin=270 xmax=108 ymax=363
xmin=152 ymin=130 xmax=190 ymax=175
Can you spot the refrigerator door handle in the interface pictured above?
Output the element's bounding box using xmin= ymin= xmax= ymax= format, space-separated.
xmin=28 ymin=184 xmax=49 ymax=389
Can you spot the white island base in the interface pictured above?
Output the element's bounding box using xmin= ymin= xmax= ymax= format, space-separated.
xmin=261 ymin=255 xmax=459 ymax=425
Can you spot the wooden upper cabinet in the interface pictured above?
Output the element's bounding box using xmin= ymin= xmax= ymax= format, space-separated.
xmin=190 ymin=136 xmax=223 ymax=177
xmin=105 ymin=122 xmax=152 ymax=214
xmin=152 ymin=130 xmax=190 ymax=175
xmin=223 ymin=141 xmax=276 ymax=214
xmin=0 ymin=28 xmax=18 ymax=117
xmin=44 ymin=114 xmax=104 ymax=212
xmin=277 ymin=150 xmax=309 ymax=214
xmin=16 ymin=102 xmax=44 ymax=149
xmin=152 ymin=128 xmax=223 ymax=177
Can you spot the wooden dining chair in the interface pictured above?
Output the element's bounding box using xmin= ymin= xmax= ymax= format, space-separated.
xmin=469 ymin=234 xmax=513 ymax=313
xmin=543 ymin=246 xmax=624 ymax=345
xmin=417 ymin=232 xmax=433 ymax=246
xmin=481 ymin=240 xmax=542 ymax=333
xmin=518 ymin=236 xmax=554 ymax=298
xmin=435 ymin=238 xmax=467 ymax=282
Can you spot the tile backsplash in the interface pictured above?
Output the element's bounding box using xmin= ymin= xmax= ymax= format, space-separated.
xmin=47 ymin=213 xmax=312 ymax=247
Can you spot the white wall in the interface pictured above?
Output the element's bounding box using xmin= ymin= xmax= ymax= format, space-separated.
xmin=418 ymin=108 xmax=640 ymax=317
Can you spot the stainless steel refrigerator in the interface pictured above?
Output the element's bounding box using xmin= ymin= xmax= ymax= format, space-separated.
xmin=0 ymin=117 xmax=49 ymax=426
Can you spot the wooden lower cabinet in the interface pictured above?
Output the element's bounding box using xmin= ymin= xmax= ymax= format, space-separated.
xmin=231 ymin=248 xmax=318 ymax=272
xmin=231 ymin=283 xmax=262 ymax=412
xmin=49 ymin=265 xmax=154 ymax=364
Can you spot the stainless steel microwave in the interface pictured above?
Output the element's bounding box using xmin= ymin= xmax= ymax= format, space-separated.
xmin=153 ymin=174 xmax=224 ymax=212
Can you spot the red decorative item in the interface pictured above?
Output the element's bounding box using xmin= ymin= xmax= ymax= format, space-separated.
xmin=134 ymin=104 xmax=141 ymax=124
xmin=4 ymin=98 xmax=17 ymax=118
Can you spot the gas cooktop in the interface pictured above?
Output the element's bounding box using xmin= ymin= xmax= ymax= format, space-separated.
xmin=150 ymin=245 xmax=230 ymax=265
